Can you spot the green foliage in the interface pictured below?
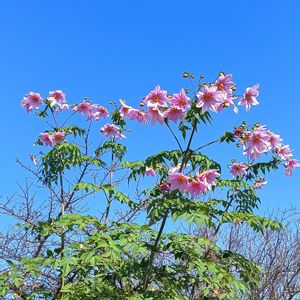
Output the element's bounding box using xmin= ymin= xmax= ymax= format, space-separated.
xmin=73 ymin=182 xmax=101 ymax=192
xmin=147 ymin=195 xmax=223 ymax=227
xmin=3 ymin=217 xmax=263 ymax=300
xmin=100 ymin=184 xmax=138 ymax=208
xmin=122 ymin=150 xmax=221 ymax=183
xmin=221 ymin=212 xmax=283 ymax=233
xmin=95 ymin=141 xmax=127 ymax=161
xmin=217 ymin=179 xmax=260 ymax=212
xmin=248 ymin=156 xmax=281 ymax=177
xmin=188 ymin=151 xmax=221 ymax=172
xmin=185 ymin=101 xmax=213 ymax=127
xmin=41 ymin=143 xmax=83 ymax=184
xmin=61 ymin=125 xmax=86 ymax=137
xmin=111 ymin=109 xmax=126 ymax=128
xmin=220 ymin=131 xmax=235 ymax=144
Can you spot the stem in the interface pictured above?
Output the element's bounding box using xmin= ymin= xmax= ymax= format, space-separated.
xmin=58 ymin=170 xmax=65 ymax=298
xmin=143 ymin=124 xmax=198 ymax=290
xmin=190 ymin=193 xmax=235 ymax=300
xmin=185 ymin=126 xmax=197 ymax=158
xmin=32 ymin=125 xmax=94 ymax=260
xmin=55 ymin=111 xmax=65 ymax=295
xmin=61 ymin=111 xmax=78 ymax=128
xmin=189 ymin=194 xmax=236 ymax=299
xmin=10 ymin=286 xmax=27 ymax=300
xmin=104 ymin=140 xmax=115 ymax=225
xmin=189 ymin=277 xmax=199 ymax=300
xmin=143 ymin=210 xmax=168 ymax=289
xmin=213 ymin=193 xmax=235 ymax=238
xmin=165 ymin=121 xmax=183 ymax=152
xmin=193 ymin=138 xmax=220 ymax=152
xmin=188 ymin=77 xmax=197 ymax=96
xmin=50 ymin=108 xmax=59 ymax=129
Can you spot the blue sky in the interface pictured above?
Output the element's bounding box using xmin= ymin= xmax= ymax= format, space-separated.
xmin=0 ymin=0 xmax=299 ymax=221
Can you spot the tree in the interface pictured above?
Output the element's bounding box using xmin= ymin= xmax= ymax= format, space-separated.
xmin=0 ymin=73 xmax=298 ymax=299
xmin=222 ymin=208 xmax=300 ymax=300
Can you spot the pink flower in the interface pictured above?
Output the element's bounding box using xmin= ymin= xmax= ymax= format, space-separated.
xmin=266 ymin=130 xmax=282 ymax=151
xmin=169 ymin=89 xmax=190 ymax=110
xmin=215 ymin=74 xmax=235 ymax=93
xmin=199 ymin=169 xmax=220 ymax=189
xmin=145 ymin=167 xmax=156 ymax=177
xmin=50 ymin=132 xmax=65 ymax=146
xmin=168 ymin=172 xmax=189 ymax=193
xmin=169 ymin=163 xmax=190 ymax=173
xmin=229 ymin=162 xmax=247 ymax=177
xmin=119 ymin=99 xmax=133 ymax=117
xmin=186 ymin=178 xmax=207 ymax=196
xmin=40 ymin=132 xmax=65 ymax=146
xmin=215 ymin=93 xmax=238 ymax=113
xmin=88 ymin=105 xmax=109 ymax=121
xmin=118 ymin=133 xmax=126 ymax=139
xmin=238 ymin=84 xmax=259 ymax=111
xmin=74 ymin=101 xmax=91 ymax=114
xmin=158 ymin=182 xmax=171 ymax=192
xmin=146 ymin=106 xmax=165 ymax=125
xmin=48 ymin=90 xmax=66 ymax=106
xmin=243 ymin=130 xmax=270 ymax=161
xmin=196 ymin=85 xmax=224 ymax=113
xmin=285 ymin=159 xmax=299 ymax=176
xmin=40 ymin=132 xmax=52 ymax=146
xmin=163 ymin=106 xmax=185 ymax=123
xmin=144 ymin=85 xmax=168 ymax=107
xmin=277 ymin=145 xmax=293 ymax=160
xmin=100 ymin=123 xmax=125 ymax=139
xmin=94 ymin=105 xmax=109 ymax=116
xmin=127 ymin=109 xmax=148 ymax=124
xmin=21 ymin=92 xmax=43 ymax=112
xmin=253 ymin=177 xmax=267 ymax=189
xmin=56 ymin=103 xmax=69 ymax=113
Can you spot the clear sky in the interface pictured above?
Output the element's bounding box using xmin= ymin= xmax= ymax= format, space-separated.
xmin=1 ymin=0 xmax=299 ymax=218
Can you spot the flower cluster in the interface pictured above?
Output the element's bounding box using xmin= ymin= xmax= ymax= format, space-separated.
xmin=20 ymin=74 xmax=258 ymax=125
xmin=197 ymin=75 xmax=236 ymax=113
xmin=228 ymin=161 xmax=268 ymax=189
xmin=166 ymin=169 xmax=220 ymax=196
xmin=197 ymin=75 xmax=259 ymax=113
xmin=20 ymin=75 xmax=298 ymax=178
xmin=40 ymin=131 xmax=65 ymax=147
xmin=120 ymin=86 xmax=190 ymax=125
xmin=20 ymin=90 xmax=110 ymax=121
xmin=119 ymin=74 xmax=261 ymax=128
xmin=21 ymin=90 xmax=69 ymax=113
xmin=230 ymin=124 xmax=299 ymax=178
xmin=73 ymin=101 xmax=109 ymax=121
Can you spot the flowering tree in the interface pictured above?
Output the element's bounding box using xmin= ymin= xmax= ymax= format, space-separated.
xmin=0 ymin=72 xmax=298 ymax=299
